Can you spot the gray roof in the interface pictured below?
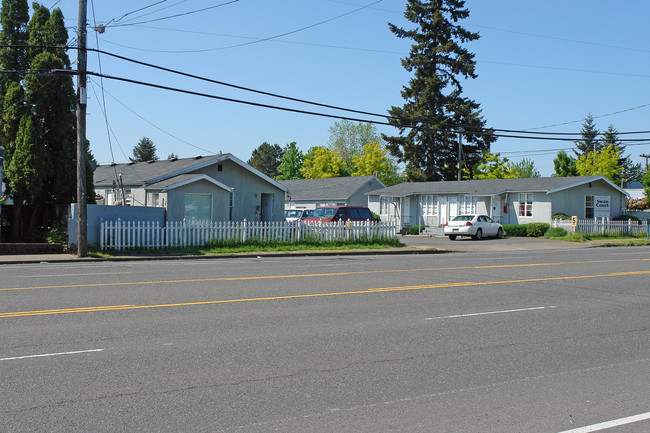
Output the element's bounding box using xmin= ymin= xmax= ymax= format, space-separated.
xmin=94 ymin=153 xmax=287 ymax=192
xmin=146 ymin=174 xmax=206 ymax=190
xmin=94 ymin=155 xmax=225 ymax=187
xmin=279 ymin=176 xmax=383 ymax=201
xmin=366 ymin=176 xmax=625 ymax=197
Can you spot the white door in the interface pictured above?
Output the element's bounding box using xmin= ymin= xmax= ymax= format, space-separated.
xmin=439 ymin=197 xmax=448 ymax=225
xmin=492 ymin=197 xmax=501 ymax=222
xmin=449 ymin=196 xmax=458 ymax=219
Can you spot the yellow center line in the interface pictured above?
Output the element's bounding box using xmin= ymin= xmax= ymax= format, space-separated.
xmin=1 ymin=258 xmax=649 ymax=292
xmin=3 ymin=270 xmax=650 ymax=319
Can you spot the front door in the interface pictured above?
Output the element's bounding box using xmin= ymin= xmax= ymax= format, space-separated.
xmin=492 ymin=196 xmax=501 ymax=222
xmin=449 ymin=196 xmax=458 ymax=219
xmin=439 ymin=197 xmax=448 ymax=225
xmin=260 ymin=193 xmax=274 ymax=222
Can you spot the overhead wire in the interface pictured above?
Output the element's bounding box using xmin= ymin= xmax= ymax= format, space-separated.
xmin=88 ymin=76 xmax=216 ymax=155
xmin=107 ymin=0 xmax=240 ymax=28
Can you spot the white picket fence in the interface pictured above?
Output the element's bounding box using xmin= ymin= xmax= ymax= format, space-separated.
xmin=552 ymin=217 xmax=650 ymax=236
xmin=99 ymin=219 xmax=399 ymax=251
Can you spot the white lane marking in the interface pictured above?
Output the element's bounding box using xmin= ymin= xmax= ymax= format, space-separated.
xmin=0 ymin=348 xmax=104 ymax=361
xmin=425 ymin=306 xmax=555 ymax=320
xmin=558 ymin=411 xmax=650 ymax=432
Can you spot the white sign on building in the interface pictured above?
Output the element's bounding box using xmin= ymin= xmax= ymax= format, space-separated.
xmin=594 ymin=195 xmax=611 ymax=218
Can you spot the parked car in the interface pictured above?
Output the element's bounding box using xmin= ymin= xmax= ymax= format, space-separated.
xmin=303 ymin=206 xmax=374 ymax=223
xmin=284 ymin=209 xmax=312 ymax=222
xmin=444 ymin=214 xmax=503 ymax=240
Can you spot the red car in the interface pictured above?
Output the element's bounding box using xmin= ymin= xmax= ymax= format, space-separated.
xmin=303 ymin=206 xmax=374 ymax=223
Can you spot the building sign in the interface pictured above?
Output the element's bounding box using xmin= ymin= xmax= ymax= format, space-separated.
xmin=594 ymin=195 xmax=610 ymax=218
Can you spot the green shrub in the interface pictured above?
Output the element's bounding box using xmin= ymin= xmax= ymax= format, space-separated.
xmin=526 ymin=222 xmax=550 ymax=237
xmin=46 ymin=227 xmax=66 ymax=244
xmin=408 ymin=225 xmax=427 ymax=235
xmin=544 ymin=227 xmax=567 ymax=238
xmin=612 ymin=214 xmax=640 ymax=222
xmin=552 ymin=213 xmax=572 ymax=220
xmin=503 ymin=224 xmax=527 ymax=237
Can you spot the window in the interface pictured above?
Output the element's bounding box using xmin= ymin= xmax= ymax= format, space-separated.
xmin=151 ymin=193 xmax=160 ymax=207
xmin=518 ymin=193 xmax=533 ymax=217
xmin=185 ymin=194 xmax=212 ymax=222
xmin=380 ymin=196 xmax=394 ymax=215
xmin=585 ymin=195 xmax=594 ymax=219
xmin=419 ymin=195 xmax=437 ymax=216
xmin=459 ymin=195 xmax=476 ymax=214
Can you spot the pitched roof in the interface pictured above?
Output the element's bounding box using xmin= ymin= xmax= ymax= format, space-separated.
xmin=279 ymin=176 xmax=383 ymax=201
xmin=146 ymin=174 xmax=231 ymax=192
xmin=94 ymin=154 xmax=287 ymax=191
xmin=366 ymin=176 xmax=627 ymax=197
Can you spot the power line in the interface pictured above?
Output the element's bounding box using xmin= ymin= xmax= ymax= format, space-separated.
xmin=104 ymin=0 xmax=169 ymax=26
xmin=73 ymin=69 xmax=650 ymax=143
xmin=75 ymin=46 xmax=650 ymax=139
xmin=107 ymin=1 xmax=240 ymax=28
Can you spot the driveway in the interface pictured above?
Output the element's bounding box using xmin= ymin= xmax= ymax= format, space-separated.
xmin=399 ymin=234 xmax=589 ymax=252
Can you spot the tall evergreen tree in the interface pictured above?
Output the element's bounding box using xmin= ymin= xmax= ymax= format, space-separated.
xmin=573 ymin=114 xmax=601 ymax=157
xmin=130 ymin=137 xmax=159 ymax=162
xmin=5 ymin=115 xmax=47 ymax=240
xmin=0 ymin=0 xmax=29 ymax=94
xmin=247 ymin=142 xmax=283 ymax=178
xmin=25 ymin=4 xmax=76 ymax=204
xmin=602 ymin=124 xmax=643 ymax=184
xmin=383 ymin=0 xmax=494 ymax=181
xmin=1 ymin=1 xmax=79 ymax=240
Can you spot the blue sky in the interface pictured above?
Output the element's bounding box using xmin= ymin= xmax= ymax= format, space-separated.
xmin=44 ymin=0 xmax=650 ymax=177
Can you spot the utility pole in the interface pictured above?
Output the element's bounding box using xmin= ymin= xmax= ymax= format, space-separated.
xmin=640 ymin=153 xmax=650 ymax=171
xmin=76 ymin=0 xmax=88 ymax=257
xmin=457 ymin=128 xmax=464 ymax=181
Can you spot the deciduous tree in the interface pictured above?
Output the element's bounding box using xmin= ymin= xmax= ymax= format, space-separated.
xmin=576 ymin=145 xmax=621 ymax=182
xmin=301 ymin=146 xmax=347 ymax=179
xmin=473 ymin=151 xmax=517 ymax=179
xmin=510 ymin=158 xmax=541 ymax=178
xmin=351 ymin=142 xmax=402 ymax=185
xmin=552 ymin=150 xmax=579 ymax=177
xmin=275 ymin=142 xmax=304 ymax=180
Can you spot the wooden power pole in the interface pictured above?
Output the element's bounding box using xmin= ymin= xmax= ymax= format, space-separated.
xmin=640 ymin=153 xmax=650 ymax=171
xmin=76 ymin=0 xmax=88 ymax=257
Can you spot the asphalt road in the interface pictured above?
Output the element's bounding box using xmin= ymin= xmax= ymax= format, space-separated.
xmin=1 ymin=247 xmax=649 ymax=432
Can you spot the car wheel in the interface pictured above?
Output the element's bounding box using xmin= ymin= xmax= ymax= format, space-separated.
xmin=448 ymin=235 xmax=456 ymax=240
xmin=496 ymin=227 xmax=503 ymax=239
xmin=474 ymin=228 xmax=483 ymax=240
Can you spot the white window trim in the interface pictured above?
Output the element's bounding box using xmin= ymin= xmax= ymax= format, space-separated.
xmin=518 ymin=193 xmax=533 ymax=217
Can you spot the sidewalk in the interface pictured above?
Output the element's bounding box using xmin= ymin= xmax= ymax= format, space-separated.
xmin=1 ymin=235 xmax=639 ymax=265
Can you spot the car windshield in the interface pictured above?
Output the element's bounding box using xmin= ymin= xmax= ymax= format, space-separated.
xmin=452 ymin=215 xmax=475 ymax=221
xmin=285 ymin=210 xmax=302 ymax=218
xmin=310 ymin=208 xmax=337 ymax=219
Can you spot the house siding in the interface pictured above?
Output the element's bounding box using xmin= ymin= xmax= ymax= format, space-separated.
xmin=550 ymin=181 xmax=625 ymax=219
xmin=194 ymin=160 xmax=284 ymax=222
xmin=165 ymin=180 xmax=231 ymax=222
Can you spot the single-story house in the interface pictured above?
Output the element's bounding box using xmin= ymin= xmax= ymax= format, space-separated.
xmin=94 ymin=154 xmax=287 ymax=222
xmin=366 ymin=176 xmax=628 ymax=228
xmin=624 ymin=181 xmax=646 ymax=200
xmin=279 ymin=175 xmax=385 ymax=211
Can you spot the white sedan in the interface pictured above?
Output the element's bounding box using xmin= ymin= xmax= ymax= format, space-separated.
xmin=443 ymin=214 xmax=503 ymax=240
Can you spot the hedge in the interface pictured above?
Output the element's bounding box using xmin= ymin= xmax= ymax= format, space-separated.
xmin=408 ymin=225 xmax=427 ymax=235
xmin=503 ymin=223 xmax=550 ymax=237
